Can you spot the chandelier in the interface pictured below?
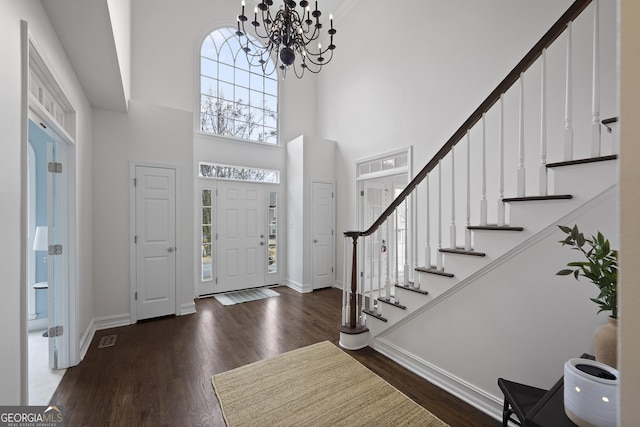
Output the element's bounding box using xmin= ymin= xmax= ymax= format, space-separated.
xmin=236 ymin=0 xmax=336 ymax=78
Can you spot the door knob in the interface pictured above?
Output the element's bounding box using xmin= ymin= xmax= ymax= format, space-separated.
xmin=168 ymin=247 xmax=174 ymax=252
xmin=314 ymin=239 xmax=318 ymax=243
xmin=260 ymin=242 xmax=265 ymax=245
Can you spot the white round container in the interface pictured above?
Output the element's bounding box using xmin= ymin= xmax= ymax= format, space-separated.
xmin=564 ymin=358 xmax=619 ymax=427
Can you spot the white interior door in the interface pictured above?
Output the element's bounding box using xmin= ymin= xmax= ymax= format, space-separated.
xmin=135 ymin=166 xmax=177 ymax=320
xmin=311 ymin=181 xmax=335 ymax=290
xmin=216 ymin=181 xmax=266 ymax=292
xmin=47 ymin=141 xmax=68 ymax=369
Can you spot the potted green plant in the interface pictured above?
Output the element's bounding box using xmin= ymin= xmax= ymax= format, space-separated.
xmin=557 ymin=224 xmax=618 ymax=367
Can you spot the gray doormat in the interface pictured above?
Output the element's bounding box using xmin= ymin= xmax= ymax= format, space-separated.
xmin=214 ymin=288 xmax=280 ymax=306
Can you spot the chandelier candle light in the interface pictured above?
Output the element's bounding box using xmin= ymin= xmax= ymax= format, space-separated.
xmin=236 ymin=0 xmax=336 ymax=78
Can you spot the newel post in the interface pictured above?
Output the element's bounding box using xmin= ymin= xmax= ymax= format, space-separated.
xmin=348 ymin=233 xmax=359 ymax=328
xmin=339 ymin=230 xmax=369 ymax=350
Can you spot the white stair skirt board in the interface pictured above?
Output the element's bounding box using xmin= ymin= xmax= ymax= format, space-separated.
xmin=214 ymin=288 xmax=280 ymax=306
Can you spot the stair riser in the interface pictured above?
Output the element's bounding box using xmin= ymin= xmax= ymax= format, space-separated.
xmin=549 ymin=162 xmax=618 ymax=198
xmin=393 ymin=287 xmax=434 ymax=312
xmin=471 ymin=229 xmax=532 ymax=256
xmin=507 ymin=199 xmax=581 ymax=232
xmin=440 ymin=253 xmax=490 ymax=280
xmin=375 ymin=305 xmax=407 ymax=325
xmin=414 ymin=273 xmax=457 ymax=298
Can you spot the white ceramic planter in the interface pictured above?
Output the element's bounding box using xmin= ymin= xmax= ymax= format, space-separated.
xmin=564 ymin=358 xmax=619 ymax=427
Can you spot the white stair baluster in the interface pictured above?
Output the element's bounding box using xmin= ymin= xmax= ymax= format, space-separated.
xmin=591 ymin=0 xmax=601 ymax=157
xmin=481 ymin=114 xmax=488 ymax=226
xmin=425 ymin=174 xmax=431 ymax=268
xmin=517 ymin=73 xmax=526 ymax=197
xmin=404 ymin=195 xmax=410 ymax=286
xmin=450 ymin=146 xmax=456 ymax=249
xmin=367 ymin=235 xmax=373 ymax=311
xmin=413 ymin=191 xmax=419 ymax=288
xmin=465 ymin=130 xmax=471 ymax=250
xmin=385 ymin=219 xmax=391 ymax=299
xmin=540 ymin=48 xmax=548 ymax=196
xmin=497 ymin=95 xmax=505 ymax=226
xmin=437 ymin=161 xmax=443 ymax=270
xmin=376 ymin=228 xmax=382 ymax=307
xmin=394 ymin=208 xmax=399 ymax=285
xmin=564 ymin=21 xmax=574 ymax=161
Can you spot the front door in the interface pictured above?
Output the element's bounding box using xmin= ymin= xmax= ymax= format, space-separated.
xmin=216 ymin=181 xmax=267 ymax=292
xmin=134 ymin=166 xmax=177 ymax=320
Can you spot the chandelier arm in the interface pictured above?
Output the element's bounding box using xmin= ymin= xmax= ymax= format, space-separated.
xmin=303 ymin=48 xmax=334 ymax=67
xmin=292 ymin=61 xmax=306 ymax=78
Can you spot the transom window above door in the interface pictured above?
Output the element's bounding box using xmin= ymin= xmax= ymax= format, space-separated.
xmin=200 ymin=27 xmax=278 ymax=144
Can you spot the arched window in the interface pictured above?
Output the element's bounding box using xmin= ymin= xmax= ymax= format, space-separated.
xmin=200 ymin=28 xmax=278 ymax=144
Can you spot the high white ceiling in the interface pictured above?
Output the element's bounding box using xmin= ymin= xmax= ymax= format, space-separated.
xmin=40 ymin=0 xmax=355 ymax=113
xmin=41 ymin=0 xmax=128 ymax=113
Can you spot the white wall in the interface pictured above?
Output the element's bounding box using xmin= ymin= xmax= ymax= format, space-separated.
xmin=129 ymin=0 xmax=316 ymax=142
xmin=286 ymin=136 xmax=336 ymax=291
xmin=286 ymin=137 xmax=305 ymax=288
xmin=0 ymin=0 xmax=94 ymax=404
xmin=619 ymin=0 xmax=640 ymax=422
xmin=124 ymin=0 xmax=319 ymax=300
xmin=93 ymin=100 xmax=194 ymax=320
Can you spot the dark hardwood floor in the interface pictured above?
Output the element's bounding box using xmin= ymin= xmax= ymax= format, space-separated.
xmin=50 ymin=286 xmax=499 ymax=426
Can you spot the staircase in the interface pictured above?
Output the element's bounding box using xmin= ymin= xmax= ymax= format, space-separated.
xmin=338 ymin=0 xmax=619 ymax=421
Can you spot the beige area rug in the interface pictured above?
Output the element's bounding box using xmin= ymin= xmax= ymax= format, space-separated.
xmin=211 ymin=341 xmax=448 ymax=426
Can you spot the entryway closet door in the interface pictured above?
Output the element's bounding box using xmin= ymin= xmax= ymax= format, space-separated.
xmin=311 ymin=181 xmax=335 ymax=290
xmin=216 ymin=181 xmax=267 ymax=292
xmin=134 ymin=165 xmax=177 ymax=321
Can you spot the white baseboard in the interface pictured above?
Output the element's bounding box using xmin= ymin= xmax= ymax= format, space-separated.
xmin=79 ymin=319 xmax=95 ymax=361
xmin=180 ymin=302 xmax=196 ymax=316
xmin=93 ymin=313 xmax=131 ymax=331
xmin=78 ymin=314 xmax=130 ymax=361
xmin=283 ymin=278 xmax=313 ymax=293
xmin=374 ymin=338 xmax=503 ymax=423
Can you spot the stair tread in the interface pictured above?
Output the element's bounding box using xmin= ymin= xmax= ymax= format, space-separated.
xmin=440 ymin=248 xmax=486 ymax=257
xmin=363 ymin=308 xmax=388 ymax=322
xmin=395 ymin=283 xmax=429 ymax=295
xmin=547 ymin=155 xmax=617 ymax=168
xmin=377 ymin=297 xmax=407 ymax=310
xmin=502 ymin=194 xmax=573 ymax=202
xmin=468 ymin=225 xmax=524 ymax=231
xmin=415 ymin=267 xmax=454 ymax=277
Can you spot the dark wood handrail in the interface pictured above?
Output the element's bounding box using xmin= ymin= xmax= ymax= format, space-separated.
xmin=344 ymin=0 xmax=592 ymax=239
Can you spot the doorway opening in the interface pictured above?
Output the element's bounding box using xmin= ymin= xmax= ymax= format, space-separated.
xmin=25 ymin=32 xmax=77 ymax=404
xmin=356 ymin=147 xmax=412 ymax=300
xmin=197 ymin=162 xmax=281 ymax=296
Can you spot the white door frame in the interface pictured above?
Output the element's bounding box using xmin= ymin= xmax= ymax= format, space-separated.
xmin=355 ymin=147 xmax=413 ymax=292
xmin=196 ymin=178 xmax=281 ymax=296
xmin=22 ymin=22 xmax=78 ymax=386
xmin=129 ymin=162 xmax=181 ymax=322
